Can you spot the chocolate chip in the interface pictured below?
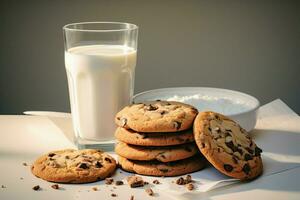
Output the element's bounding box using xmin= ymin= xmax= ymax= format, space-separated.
xmin=255 ymin=146 xmax=263 ymax=156
xmin=244 ymin=153 xmax=253 ymax=161
xmin=95 ymin=161 xmax=103 ymax=168
xmin=32 ymin=185 xmax=40 ymax=191
xmin=159 ymin=168 xmax=169 ymax=173
xmin=145 ymin=104 xmax=158 ymax=111
xmin=105 ymin=157 xmax=112 ymax=163
xmin=160 ymin=110 xmax=167 ymax=115
xmin=78 ymin=163 xmax=89 ymax=169
xmin=242 ymin=163 xmax=251 ymax=174
xmin=208 ymin=127 xmax=212 ymax=131
xmin=224 ymin=164 xmax=233 ymax=172
xmin=225 ymin=141 xmax=237 ymax=152
xmin=173 ymin=121 xmax=182 ymax=130
xmin=65 ymin=155 xmax=70 ymax=159
xmin=232 ymin=156 xmax=238 ymax=164
xmin=115 ymin=180 xmax=124 ymax=185
xmin=237 ymin=147 xmax=243 ymax=155
xmin=120 ymin=118 xmax=127 ymax=127
xmin=246 ymin=147 xmax=254 ymax=154
xmin=111 ymin=193 xmax=117 ymax=197
xmin=48 ymin=153 xmax=56 ymax=157
xmin=156 ymin=99 xmax=161 ymax=101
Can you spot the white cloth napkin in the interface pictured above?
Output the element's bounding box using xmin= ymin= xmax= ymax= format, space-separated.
xmin=155 ymin=99 xmax=300 ymax=195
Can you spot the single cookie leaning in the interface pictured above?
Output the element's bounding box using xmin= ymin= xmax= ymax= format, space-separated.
xmin=115 ymin=141 xmax=199 ymax=162
xmin=118 ymin=155 xmax=205 ymax=177
xmin=115 ymin=127 xmax=194 ymax=146
xmin=115 ymin=101 xmax=198 ymax=132
xmin=31 ymin=149 xmax=117 ymax=183
xmin=193 ymin=112 xmax=263 ymax=180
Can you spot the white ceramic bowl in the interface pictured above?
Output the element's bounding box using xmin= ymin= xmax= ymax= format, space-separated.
xmin=133 ymin=87 xmax=260 ymax=132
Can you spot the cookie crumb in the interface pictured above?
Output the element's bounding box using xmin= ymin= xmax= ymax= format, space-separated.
xmin=22 ymin=162 xmax=28 ymax=166
xmin=144 ymin=181 xmax=149 ymax=185
xmin=32 ymin=185 xmax=40 ymax=191
xmin=92 ymin=187 xmax=98 ymax=191
xmin=105 ymin=178 xmax=114 ymax=185
xmin=51 ymin=184 xmax=59 ymax=190
xmin=115 ymin=180 xmax=124 ymax=185
xmin=111 ymin=193 xmax=117 ymax=197
xmin=176 ymin=177 xmax=185 ymax=185
xmin=1 ymin=185 xmax=6 ymax=188
xmin=153 ymin=179 xmax=160 ymax=184
xmin=145 ymin=188 xmax=154 ymax=196
xmin=175 ymin=175 xmax=193 ymax=185
xmin=186 ymin=183 xmax=194 ymax=191
xmin=130 ymin=195 xmax=134 ymax=200
xmin=20 ymin=177 xmax=24 ymax=180
xmin=127 ymin=176 xmax=145 ymax=188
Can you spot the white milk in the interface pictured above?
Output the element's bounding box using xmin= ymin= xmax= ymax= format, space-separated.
xmin=65 ymin=45 xmax=136 ymax=141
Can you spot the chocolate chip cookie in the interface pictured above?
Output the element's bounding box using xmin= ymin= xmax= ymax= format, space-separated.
xmin=31 ymin=149 xmax=117 ymax=183
xmin=193 ymin=112 xmax=263 ymax=180
xmin=118 ymin=155 xmax=205 ymax=177
xmin=115 ymin=141 xmax=199 ymax=162
xmin=115 ymin=127 xmax=194 ymax=146
xmin=115 ymin=101 xmax=198 ymax=132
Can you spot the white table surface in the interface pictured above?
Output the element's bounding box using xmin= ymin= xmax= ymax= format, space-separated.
xmin=0 ymin=115 xmax=300 ymax=200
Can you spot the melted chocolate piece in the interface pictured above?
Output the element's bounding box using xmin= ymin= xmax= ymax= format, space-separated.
xmin=78 ymin=163 xmax=89 ymax=169
xmin=242 ymin=163 xmax=250 ymax=174
xmin=224 ymin=164 xmax=233 ymax=172
xmin=255 ymin=147 xmax=263 ymax=156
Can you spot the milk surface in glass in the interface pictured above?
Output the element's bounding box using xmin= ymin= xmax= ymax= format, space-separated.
xmin=65 ymin=45 xmax=136 ymax=141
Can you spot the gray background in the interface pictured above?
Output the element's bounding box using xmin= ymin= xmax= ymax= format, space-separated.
xmin=0 ymin=0 xmax=299 ymax=114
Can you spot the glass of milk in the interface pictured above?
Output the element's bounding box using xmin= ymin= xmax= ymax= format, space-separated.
xmin=63 ymin=22 xmax=138 ymax=150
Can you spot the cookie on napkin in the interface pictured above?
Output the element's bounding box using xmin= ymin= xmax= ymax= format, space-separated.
xmin=193 ymin=111 xmax=263 ymax=180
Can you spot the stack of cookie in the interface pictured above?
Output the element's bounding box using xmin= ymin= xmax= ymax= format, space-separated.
xmin=114 ymin=101 xmax=206 ymax=177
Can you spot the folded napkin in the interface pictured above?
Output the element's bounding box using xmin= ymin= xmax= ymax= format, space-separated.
xmin=155 ymin=99 xmax=300 ymax=195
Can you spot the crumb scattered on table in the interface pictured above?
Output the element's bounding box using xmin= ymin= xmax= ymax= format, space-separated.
xmin=186 ymin=183 xmax=194 ymax=191
xmin=115 ymin=180 xmax=124 ymax=186
xmin=22 ymin=162 xmax=28 ymax=166
xmin=92 ymin=187 xmax=98 ymax=191
xmin=153 ymin=180 xmax=160 ymax=184
xmin=51 ymin=184 xmax=59 ymax=190
xmin=105 ymin=178 xmax=114 ymax=185
xmin=130 ymin=195 xmax=134 ymax=200
xmin=127 ymin=176 xmax=145 ymax=188
xmin=145 ymin=188 xmax=154 ymax=196
xmin=111 ymin=193 xmax=117 ymax=197
xmin=32 ymin=185 xmax=40 ymax=191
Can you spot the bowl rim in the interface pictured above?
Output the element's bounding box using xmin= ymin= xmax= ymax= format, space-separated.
xmin=133 ymin=87 xmax=260 ymax=117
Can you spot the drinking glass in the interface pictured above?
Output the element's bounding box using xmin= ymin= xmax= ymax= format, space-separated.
xmin=63 ymin=22 xmax=138 ymax=150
